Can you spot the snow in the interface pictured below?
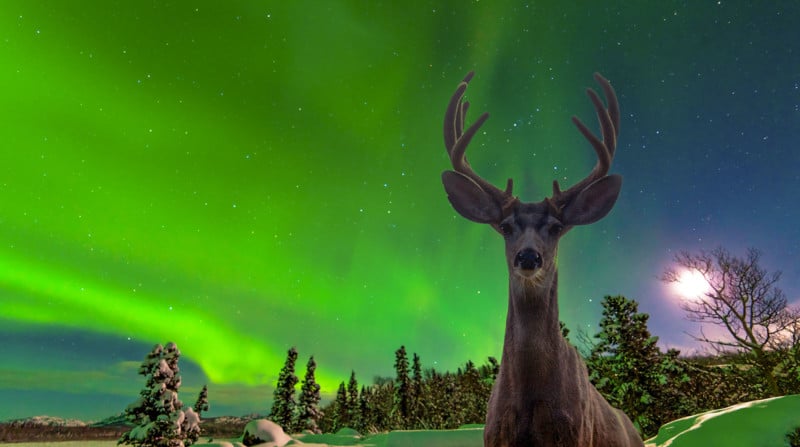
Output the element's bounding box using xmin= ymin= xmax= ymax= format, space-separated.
xmin=184 ymin=407 xmax=200 ymax=428
xmin=645 ymin=394 xmax=800 ymax=447
xmin=182 ymin=407 xmax=201 ymax=443
xmin=385 ymin=427 xmax=484 ymax=447
xmin=15 ymin=396 xmax=800 ymax=447
xmin=242 ymin=418 xmax=291 ymax=446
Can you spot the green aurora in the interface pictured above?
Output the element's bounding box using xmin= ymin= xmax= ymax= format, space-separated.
xmin=1 ymin=1 xmax=798 ymax=419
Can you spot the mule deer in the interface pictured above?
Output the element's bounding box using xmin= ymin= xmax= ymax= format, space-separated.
xmin=441 ymin=72 xmax=643 ymax=447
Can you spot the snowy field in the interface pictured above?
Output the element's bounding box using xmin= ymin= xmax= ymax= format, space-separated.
xmin=4 ymin=396 xmax=800 ymax=447
xmin=644 ymin=394 xmax=800 ymax=447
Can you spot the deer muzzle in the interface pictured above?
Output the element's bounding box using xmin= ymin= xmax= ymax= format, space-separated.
xmin=514 ymin=248 xmax=543 ymax=271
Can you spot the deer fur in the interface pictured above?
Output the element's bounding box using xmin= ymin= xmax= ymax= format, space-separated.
xmin=440 ymin=72 xmax=643 ymax=447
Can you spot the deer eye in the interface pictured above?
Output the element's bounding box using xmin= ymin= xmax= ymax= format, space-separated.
xmin=499 ymin=223 xmax=514 ymax=237
xmin=549 ymin=223 xmax=564 ymax=236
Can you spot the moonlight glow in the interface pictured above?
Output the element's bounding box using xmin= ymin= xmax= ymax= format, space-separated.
xmin=672 ymin=270 xmax=712 ymax=301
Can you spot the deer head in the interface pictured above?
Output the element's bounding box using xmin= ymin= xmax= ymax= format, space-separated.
xmin=442 ymin=72 xmax=621 ymax=283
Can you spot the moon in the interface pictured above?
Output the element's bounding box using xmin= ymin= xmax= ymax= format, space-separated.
xmin=672 ymin=269 xmax=711 ymax=300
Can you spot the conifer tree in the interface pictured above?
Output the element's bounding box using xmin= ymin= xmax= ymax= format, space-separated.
xmin=356 ymin=385 xmax=373 ymax=434
xmin=424 ymin=368 xmax=449 ymax=429
xmin=559 ymin=321 xmax=571 ymax=341
xmin=297 ymin=356 xmax=323 ymax=434
xmin=119 ymin=344 xmax=163 ymax=447
xmin=332 ymin=382 xmax=349 ymax=431
xmin=371 ymin=379 xmax=395 ymax=432
xmin=410 ymin=353 xmax=424 ymax=428
xmin=193 ymin=385 xmax=209 ymax=418
xmin=393 ymin=346 xmax=410 ymax=429
xmin=182 ymin=384 xmax=207 ymax=445
xmin=270 ymin=347 xmax=299 ymax=433
xmin=483 ymin=356 xmax=500 ymax=382
xmin=457 ymin=360 xmax=485 ymax=424
xmin=162 ymin=343 xmax=200 ymax=446
xmin=587 ymin=295 xmax=684 ymax=437
xmin=346 ymin=371 xmax=360 ymax=430
xmin=119 ymin=342 xmax=199 ymax=447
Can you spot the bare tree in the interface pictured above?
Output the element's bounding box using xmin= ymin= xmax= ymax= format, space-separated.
xmin=662 ymin=247 xmax=789 ymax=395
xmin=776 ymin=305 xmax=800 ymax=349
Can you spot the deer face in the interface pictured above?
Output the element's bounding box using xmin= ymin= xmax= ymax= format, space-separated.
xmin=442 ymin=174 xmax=620 ymax=284
xmin=496 ymin=202 xmax=566 ymax=281
xmin=441 ymin=72 xmax=622 ymax=285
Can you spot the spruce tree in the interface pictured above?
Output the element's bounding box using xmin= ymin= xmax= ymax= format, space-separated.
xmin=193 ymin=385 xmax=209 ymax=418
xmin=119 ymin=342 xmax=199 ymax=447
xmin=188 ymin=385 xmax=208 ymax=442
xmin=423 ymin=368 xmax=448 ymax=429
xmin=119 ymin=344 xmax=163 ymax=447
xmin=484 ymin=356 xmax=500 ymax=382
xmin=332 ymin=382 xmax=349 ymax=431
xmin=458 ymin=360 xmax=485 ymax=424
xmin=346 ymin=371 xmax=360 ymax=431
xmin=410 ymin=353 xmax=424 ymax=428
xmin=393 ymin=346 xmax=410 ymax=429
xmin=357 ymin=385 xmax=372 ymax=434
xmin=161 ymin=343 xmax=200 ymax=445
xmin=270 ymin=347 xmax=299 ymax=433
xmin=370 ymin=379 xmax=395 ymax=432
xmin=587 ymin=295 xmax=683 ymax=437
xmin=297 ymin=356 xmax=323 ymax=434
xmin=157 ymin=343 xmax=183 ymax=445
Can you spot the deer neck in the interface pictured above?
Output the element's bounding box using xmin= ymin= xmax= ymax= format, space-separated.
xmin=501 ymin=270 xmax=567 ymax=386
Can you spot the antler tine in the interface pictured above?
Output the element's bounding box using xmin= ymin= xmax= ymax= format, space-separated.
xmin=551 ymin=73 xmax=619 ymax=209
xmin=444 ymin=72 xmax=476 ymax=154
xmin=443 ymin=84 xmax=466 ymax=153
xmin=595 ymin=72 xmax=620 ymax=144
xmin=443 ymin=72 xmax=515 ymax=207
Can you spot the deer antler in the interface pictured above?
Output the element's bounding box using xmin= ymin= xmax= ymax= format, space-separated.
xmin=443 ymin=72 xmax=619 ymax=224
xmin=547 ymin=72 xmax=620 ymax=216
xmin=444 ymin=72 xmax=517 ymax=216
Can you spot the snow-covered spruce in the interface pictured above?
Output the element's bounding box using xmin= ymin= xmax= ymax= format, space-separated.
xmin=119 ymin=342 xmax=201 ymax=447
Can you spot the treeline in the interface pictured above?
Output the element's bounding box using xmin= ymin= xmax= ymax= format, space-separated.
xmin=317 ymin=347 xmax=497 ymax=433
xmin=268 ymin=346 xmax=497 ymax=435
xmin=0 ymin=422 xmax=128 ymax=443
xmin=270 ymin=295 xmax=800 ymax=439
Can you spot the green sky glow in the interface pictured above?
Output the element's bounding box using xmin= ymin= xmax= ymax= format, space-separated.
xmin=2 ymin=1 xmax=798 ymax=420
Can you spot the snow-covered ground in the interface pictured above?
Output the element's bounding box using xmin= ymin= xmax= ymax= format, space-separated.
xmin=645 ymin=394 xmax=800 ymax=447
xmin=5 ymin=396 xmax=800 ymax=447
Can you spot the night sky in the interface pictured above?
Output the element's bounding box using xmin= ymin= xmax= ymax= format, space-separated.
xmin=1 ymin=1 xmax=798 ymax=421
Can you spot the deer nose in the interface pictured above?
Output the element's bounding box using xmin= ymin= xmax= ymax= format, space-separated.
xmin=514 ymin=249 xmax=542 ymax=271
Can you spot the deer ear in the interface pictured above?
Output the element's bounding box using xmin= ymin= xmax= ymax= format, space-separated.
xmin=561 ymin=175 xmax=622 ymax=226
xmin=442 ymin=170 xmax=502 ymax=224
